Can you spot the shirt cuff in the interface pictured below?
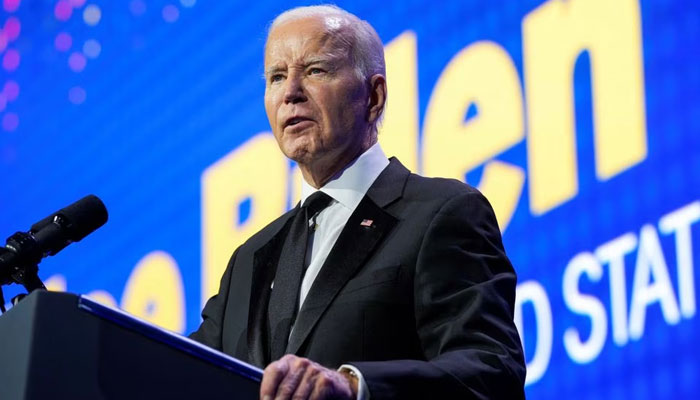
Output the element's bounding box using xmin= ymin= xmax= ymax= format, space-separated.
xmin=338 ymin=364 xmax=370 ymax=400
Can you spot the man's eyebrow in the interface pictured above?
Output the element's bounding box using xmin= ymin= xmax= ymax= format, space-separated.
xmin=264 ymin=56 xmax=340 ymax=77
xmin=303 ymin=57 xmax=332 ymax=66
xmin=265 ymin=65 xmax=286 ymax=76
xmin=303 ymin=55 xmax=342 ymax=68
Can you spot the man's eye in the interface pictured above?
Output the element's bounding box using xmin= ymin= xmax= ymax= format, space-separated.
xmin=270 ymin=74 xmax=284 ymax=83
xmin=309 ymin=68 xmax=324 ymax=75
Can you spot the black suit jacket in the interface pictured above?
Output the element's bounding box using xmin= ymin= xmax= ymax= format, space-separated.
xmin=190 ymin=158 xmax=526 ymax=399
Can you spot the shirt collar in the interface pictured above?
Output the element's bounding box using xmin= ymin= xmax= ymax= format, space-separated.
xmin=300 ymin=143 xmax=390 ymax=212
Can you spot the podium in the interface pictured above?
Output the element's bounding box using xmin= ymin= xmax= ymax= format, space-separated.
xmin=0 ymin=290 xmax=262 ymax=399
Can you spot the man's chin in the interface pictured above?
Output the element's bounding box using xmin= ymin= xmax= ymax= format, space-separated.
xmin=280 ymin=137 xmax=318 ymax=162
xmin=283 ymin=146 xmax=315 ymax=165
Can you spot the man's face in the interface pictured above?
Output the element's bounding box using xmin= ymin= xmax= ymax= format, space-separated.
xmin=264 ymin=16 xmax=369 ymax=168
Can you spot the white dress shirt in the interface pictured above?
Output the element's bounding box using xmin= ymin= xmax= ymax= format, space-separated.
xmin=297 ymin=142 xmax=389 ymax=310
xmin=296 ymin=142 xmax=389 ymax=400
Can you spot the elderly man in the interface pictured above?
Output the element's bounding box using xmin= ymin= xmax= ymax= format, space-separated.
xmin=191 ymin=5 xmax=526 ymax=400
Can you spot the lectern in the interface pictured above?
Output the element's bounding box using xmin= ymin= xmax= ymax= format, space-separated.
xmin=0 ymin=290 xmax=262 ymax=399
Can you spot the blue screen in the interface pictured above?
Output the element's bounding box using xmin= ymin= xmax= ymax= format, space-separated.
xmin=1 ymin=0 xmax=699 ymax=398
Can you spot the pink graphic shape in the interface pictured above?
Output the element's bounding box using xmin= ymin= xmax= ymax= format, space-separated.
xmin=2 ymin=112 xmax=18 ymax=132
xmin=0 ymin=93 xmax=6 ymax=112
xmin=162 ymin=4 xmax=179 ymax=23
xmin=54 ymin=32 xmax=72 ymax=51
xmin=68 ymin=51 xmax=86 ymax=72
xmin=68 ymin=86 xmax=86 ymax=104
xmin=69 ymin=0 xmax=85 ymax=7
xmin=3 ymin=0 xmax=19 ymax=13
xmin=2 ymin=49 xmax=19 ymax=71
xmin=0 ymin=32 xmax=7 ymax=53
xmin=3 ymin=80 xmax=19 ymax=101
xmin=54 ymin=0 xmax=72 ymax=21
xmin=3 ymin=17 xmax=20 ymax=41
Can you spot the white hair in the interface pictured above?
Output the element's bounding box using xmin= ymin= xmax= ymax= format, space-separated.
xmin=268 ymin=5 xmax=386 ymax=83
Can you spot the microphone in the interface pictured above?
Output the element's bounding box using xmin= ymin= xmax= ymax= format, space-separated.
xmin=0 ymin=195 xmax=108 ymax=281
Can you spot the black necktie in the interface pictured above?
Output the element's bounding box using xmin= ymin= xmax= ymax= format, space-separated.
xmin=267 ymin=191 xmax=333 ymax=362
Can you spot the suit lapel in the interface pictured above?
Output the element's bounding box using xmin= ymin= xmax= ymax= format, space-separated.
xmin=286 ymin=195 xmax=398 ymax=354
xmin=285 ymin=158 xmax=410 ymax=354
xmin=247 ymin=210 xmax=296 ymax=367
xmin=365 ymin=157 xmax=410 ymax=208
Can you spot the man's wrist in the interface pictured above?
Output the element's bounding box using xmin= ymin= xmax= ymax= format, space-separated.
xmin=339 ymin=367 xmax=359 ymax=396
xmin=338 ymin=364 xmax=369 ymax=400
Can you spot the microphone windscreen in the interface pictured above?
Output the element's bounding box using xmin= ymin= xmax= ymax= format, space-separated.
xmin=31 ymin=195 xmax=108 ymax=242
xmin=58 ymin=195 xmax=108 ymax=241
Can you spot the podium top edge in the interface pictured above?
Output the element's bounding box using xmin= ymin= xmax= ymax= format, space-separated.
xmin=77 ymin=294 xmax=263 ymax=382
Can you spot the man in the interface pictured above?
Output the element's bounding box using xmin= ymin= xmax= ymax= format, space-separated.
xmin=191 ymin=5 xmax=526 ymax=399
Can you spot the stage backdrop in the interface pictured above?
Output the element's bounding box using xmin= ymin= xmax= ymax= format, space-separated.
xmin=1 ymin=0 xmax=698 ymax=398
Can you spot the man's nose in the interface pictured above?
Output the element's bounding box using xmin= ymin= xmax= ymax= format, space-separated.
xmin=283 ymin=74 xmax=307 ymax=104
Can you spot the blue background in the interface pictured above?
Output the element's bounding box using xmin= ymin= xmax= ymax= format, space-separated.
xmin=1 ymin=0 xmax=698 ymax=398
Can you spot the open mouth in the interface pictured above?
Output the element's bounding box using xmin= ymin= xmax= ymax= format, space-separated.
xmin=284 ymin=116 xmax=313 ymax=129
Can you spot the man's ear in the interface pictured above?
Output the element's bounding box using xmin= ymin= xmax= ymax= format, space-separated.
xmin=367 ymin=74 xmax=387 ymax=125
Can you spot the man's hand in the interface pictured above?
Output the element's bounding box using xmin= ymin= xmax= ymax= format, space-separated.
xmin=260 ymin=354 xmax=358 ymax=400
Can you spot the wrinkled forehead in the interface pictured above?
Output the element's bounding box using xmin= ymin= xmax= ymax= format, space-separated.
xmin=264 ymin=15 xmax=352 ymax=66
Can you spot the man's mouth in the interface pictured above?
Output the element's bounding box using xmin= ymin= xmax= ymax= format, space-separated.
xmin=284 ymin=116 xmax=313 ymax=129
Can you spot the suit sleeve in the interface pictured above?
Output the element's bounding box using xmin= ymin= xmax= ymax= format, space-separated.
xmin=351 ymin=191 xmax=527 ymax=399
xmin=188 ymin=248 xmax=238 ymax=350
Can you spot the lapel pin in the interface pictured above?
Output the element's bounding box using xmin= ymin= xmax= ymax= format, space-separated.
xmin=360 ymin=219 xmax=374 ymax=227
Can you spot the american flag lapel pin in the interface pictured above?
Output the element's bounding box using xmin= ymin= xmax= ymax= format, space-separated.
xmin=360 ymin=219 xmax=374 ymax=227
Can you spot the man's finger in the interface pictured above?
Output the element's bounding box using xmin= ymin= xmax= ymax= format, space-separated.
xmin=273 ymin=356 xmax=311 ymax=400
xmin=260 ymin=357 xmax=290 ymax=400
xmin=290 ymin=361 xmax=321 ymax=400
xmin=309 ymin=370 xmax=350 ymax=400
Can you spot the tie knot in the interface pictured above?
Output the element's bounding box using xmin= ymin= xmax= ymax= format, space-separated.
xmin=303 ymin=191 xmax=333 ymax=217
